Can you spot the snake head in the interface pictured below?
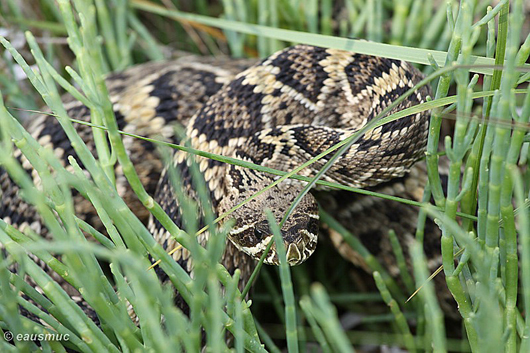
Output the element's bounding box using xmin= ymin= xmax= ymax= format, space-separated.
xmin=219 ymin=178 xmax=319 ymax=266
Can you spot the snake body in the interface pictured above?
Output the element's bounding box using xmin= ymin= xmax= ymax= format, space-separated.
xmin=1 ymin=45 xmax=432 ymax=322
xmin=152 ymin=44 xmax=431 ymax=270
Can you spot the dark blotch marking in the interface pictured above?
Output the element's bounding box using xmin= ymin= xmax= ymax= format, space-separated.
xmin=193 ymin=76 xmax=265 ymax=147
xmin=271 ymin=46 xmax=330 ymax=103
xmin=345 ymin=55 xmax=400 ymax=94
xmin=149 ymin=69 xmax=225 ymax=125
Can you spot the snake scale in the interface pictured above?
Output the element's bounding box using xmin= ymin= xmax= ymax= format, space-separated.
xmin=1 ymin=44 xmax=448 ymax=329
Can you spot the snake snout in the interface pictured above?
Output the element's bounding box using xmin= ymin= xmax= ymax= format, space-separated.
xmin=285 ymin=241 xmax=311 ymax=265
xmin=280 ymin=215 xmax=319 ymax=265
xmin=286 ymin=243 xmax=302 ymax=265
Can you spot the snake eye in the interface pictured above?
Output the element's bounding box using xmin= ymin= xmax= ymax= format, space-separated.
xmin=254 ymin=228 xmax=265 ymax=240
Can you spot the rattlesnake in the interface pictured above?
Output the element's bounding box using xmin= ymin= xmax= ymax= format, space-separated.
xmin=1 ymin=44 xmax=435 ymax=330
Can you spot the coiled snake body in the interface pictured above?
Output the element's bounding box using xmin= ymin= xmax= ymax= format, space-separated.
xmin=1 ymin=45 xmax=432 ymax=322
